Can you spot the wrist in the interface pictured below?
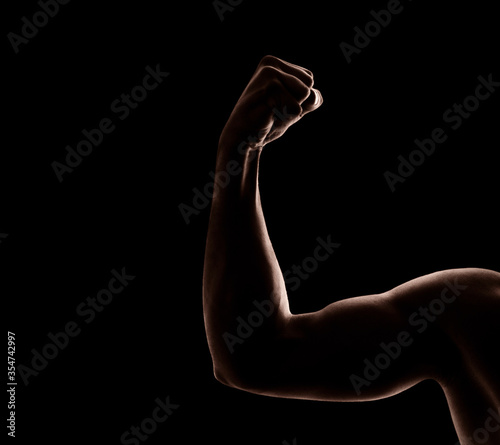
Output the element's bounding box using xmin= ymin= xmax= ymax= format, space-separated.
xmin=217 ymin=124 xmax=267 ymax=160
xmin=213 ymin=141 xmax=262 ymax=200
xmin=216 ymin=136 xmax=262 ymax=171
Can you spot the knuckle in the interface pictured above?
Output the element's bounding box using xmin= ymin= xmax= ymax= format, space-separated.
xmin=303 ymin=72 xmax=314 ymax=88
xmin=297 ymin=84 xmax=312 ymax=102
xmin=259 ymin=65 xmax=281 ymax=80
xmin=259 ymin=55 xmax=278 ymax=67
xmin=299 ymin=90 xmax=311 ymax=103
xmin=296 ymin=65 xmax=314 ymax=88
xmin=287 ymin=101 xmax=302 ymax=116
xmin=304 ymin=68 xmax=314 ymax=79
xmin=264 ymin=77 xmax=283 ymax=95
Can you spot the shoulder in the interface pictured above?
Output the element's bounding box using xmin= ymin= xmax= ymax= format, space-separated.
xmin=386 ymin=267 xmax=500 ymax=307
xmin=385 ymin=267 xmax=500 ymax=385
xmin=456 ymin=267 xmax=500 ymax=289
xmin=384 ymin=267 xmax=500 ymax=337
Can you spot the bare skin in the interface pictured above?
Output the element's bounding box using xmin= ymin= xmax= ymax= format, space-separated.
xmin=202 ymin=55 xmax=500 ymax=444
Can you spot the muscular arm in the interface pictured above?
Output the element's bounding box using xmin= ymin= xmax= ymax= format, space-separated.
xmin=202 ymin=56 xmax=498 ymax=403
xmin=202 ymin=55 xmax=306 ymax=387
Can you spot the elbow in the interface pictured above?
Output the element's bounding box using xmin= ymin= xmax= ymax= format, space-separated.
xmin=213 ymin=366 xmax=248 ymax=391
xmin=214 ymin=367 xmax=234 ymax=388
xmin=212 ymin=363 xmax=268 ymax=394
xmin=209 ymin=327 xmax=293 ymax=393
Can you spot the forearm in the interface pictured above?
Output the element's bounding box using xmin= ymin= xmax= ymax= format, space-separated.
xmin=203 ymin=142 xmax=291 ymax=384
xmin=203 ymin=55 xmax=321 ymax=387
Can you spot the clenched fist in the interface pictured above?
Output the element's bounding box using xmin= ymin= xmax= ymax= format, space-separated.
xmin=219 ymin=55 xmax=323 ymax=150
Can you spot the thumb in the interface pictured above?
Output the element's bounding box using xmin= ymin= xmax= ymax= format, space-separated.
xmin=301 ymin=88 xmax=323 ymax=115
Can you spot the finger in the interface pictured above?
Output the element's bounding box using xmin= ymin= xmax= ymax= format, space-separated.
xmin=300 ymin=88 xmax=323 ymax=115
xmin=261 ymin=66 xmax=311 ymax=103
xmin=265 ymin=86 xmax=304 ymax=143
xmin=269 ymin=85 xmax=303 ymax=125
xmin=279 ymin=59 xmax=314 ymax=83
xmin=258 ymin=55 xmax=314 ymax=88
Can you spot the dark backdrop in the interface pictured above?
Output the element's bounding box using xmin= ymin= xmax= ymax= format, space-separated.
xmin=4 ymin=0 xmax=499 ymax=444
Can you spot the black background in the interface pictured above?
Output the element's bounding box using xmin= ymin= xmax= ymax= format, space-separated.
xmin=4 ymin=0 xmax=499 ymax=444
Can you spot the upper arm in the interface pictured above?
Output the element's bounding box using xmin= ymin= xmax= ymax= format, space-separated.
xmin=232 ymin=269 xmax=486 ymax=401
